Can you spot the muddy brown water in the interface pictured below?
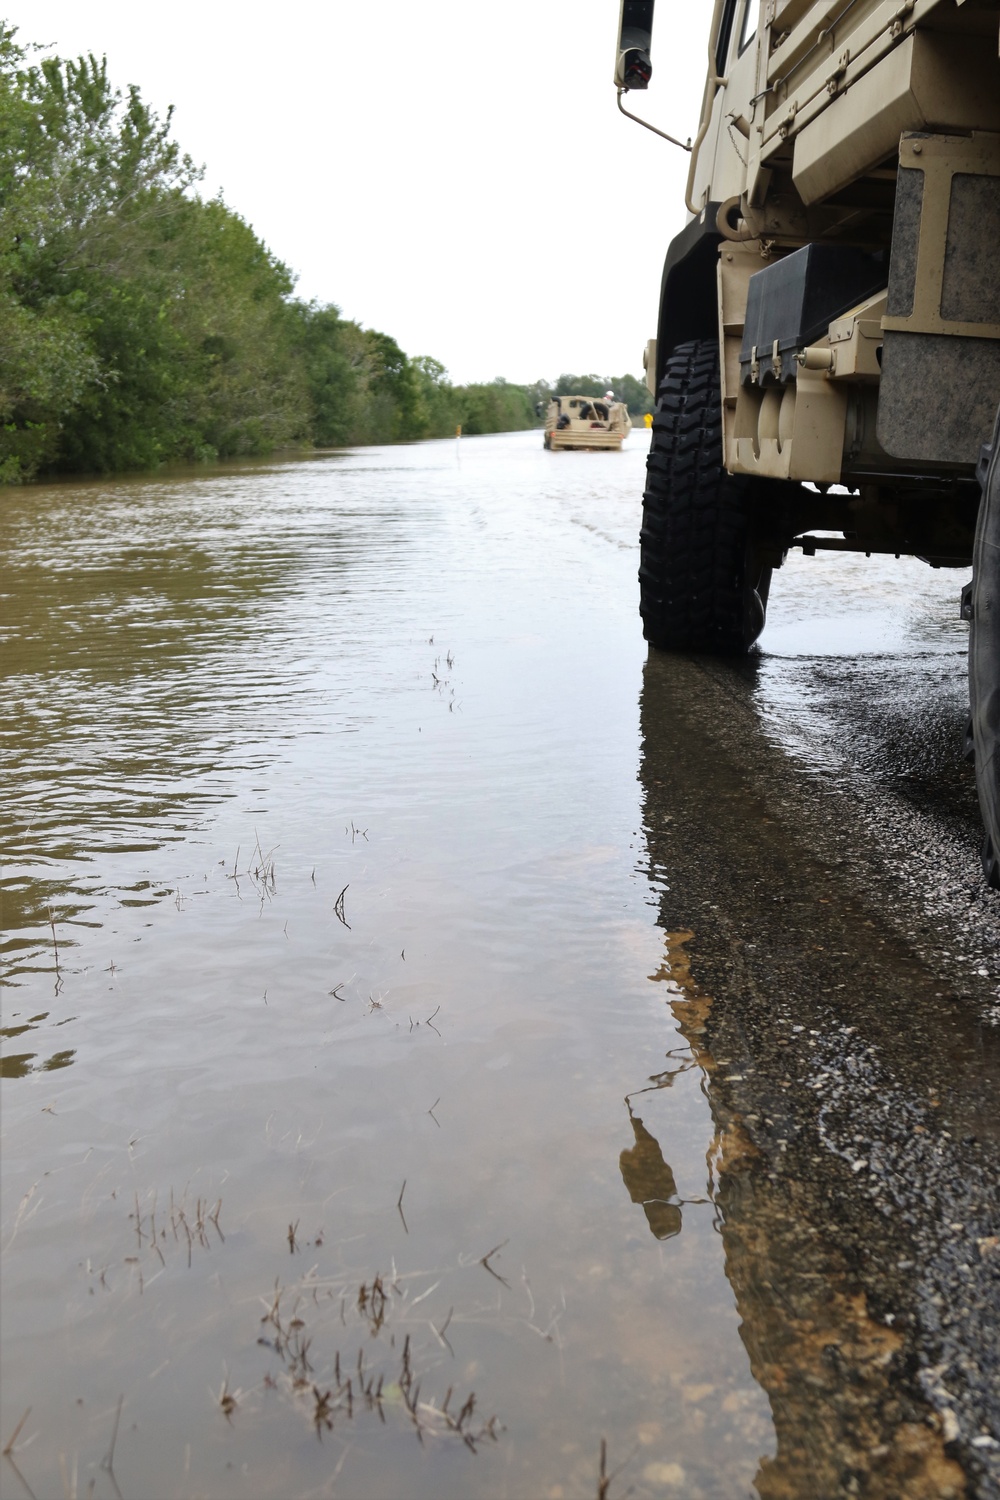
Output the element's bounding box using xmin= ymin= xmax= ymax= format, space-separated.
xmin=0 ymin=432 xmax=990 ymax=1499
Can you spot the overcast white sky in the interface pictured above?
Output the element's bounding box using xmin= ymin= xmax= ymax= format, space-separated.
xmin=7 ymin=1 xmax=712 ymax=384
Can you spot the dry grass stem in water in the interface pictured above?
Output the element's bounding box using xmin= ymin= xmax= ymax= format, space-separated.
xmin=2 ymin=1409 xmax=31 ymax=1456
xmin=334 ymin=884 xmax=350 ymax=928
xmin=480 ymin=1241 xmax=511 ymax=1288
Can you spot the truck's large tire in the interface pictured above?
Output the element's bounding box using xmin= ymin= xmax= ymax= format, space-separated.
xmin=640 ymin=340 xmax=771 ymax=654
xmin=969 ymin=403 xmax=1000 ymax=886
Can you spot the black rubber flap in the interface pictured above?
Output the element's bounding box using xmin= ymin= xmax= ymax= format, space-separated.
xmin=740 ymin=244 xmax=886 ymax=381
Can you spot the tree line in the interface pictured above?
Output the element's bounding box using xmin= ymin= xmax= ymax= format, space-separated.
xmin=0 ymin=27 xmax=651 ymax=483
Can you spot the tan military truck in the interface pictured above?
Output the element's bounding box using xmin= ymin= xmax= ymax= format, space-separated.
xmin=544 ymin=394 xmax=633 ymax=450
xmin=615 ymin=0 xmax=1000 ymax=881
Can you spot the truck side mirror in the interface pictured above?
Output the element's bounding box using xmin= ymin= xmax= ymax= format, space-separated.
xmin=615 ymin=0 xmax=655 ymax=90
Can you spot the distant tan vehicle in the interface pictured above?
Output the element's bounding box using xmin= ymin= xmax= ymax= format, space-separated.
xmin=615 ymin=0 xmax=1000 ymax=882
xmin=544 ymin=395 xmax=633 ymax=451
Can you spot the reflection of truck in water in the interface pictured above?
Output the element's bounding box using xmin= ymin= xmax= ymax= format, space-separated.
xmin=544 ymin=394 xmax=633 ymax=450
xmin=614 ymin=0 xmax=1000 ymax=882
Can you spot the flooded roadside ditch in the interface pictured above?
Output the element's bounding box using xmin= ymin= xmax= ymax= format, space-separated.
xmin=2 ymin=431 xmax=997 ymax=1498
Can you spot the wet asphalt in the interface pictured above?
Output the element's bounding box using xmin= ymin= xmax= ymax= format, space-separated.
xmin=639 ymin=634 xmax=1000 ymax=1497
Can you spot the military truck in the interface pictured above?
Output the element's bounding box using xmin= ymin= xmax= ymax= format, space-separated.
xmin=614 ymin=0 xmax=1000 ymax=881
xmin=544 ymin=394 xmax=633 ymax=450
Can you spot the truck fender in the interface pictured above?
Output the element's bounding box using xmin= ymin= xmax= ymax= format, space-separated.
xmin=654 ymin=204 xmax=723 ymax=390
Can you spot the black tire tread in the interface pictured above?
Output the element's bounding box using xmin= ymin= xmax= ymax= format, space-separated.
xmin=969 ymin=404 xmax=1000 ymax=886
xmin=640 ymin=340 xmax=767 ymax=654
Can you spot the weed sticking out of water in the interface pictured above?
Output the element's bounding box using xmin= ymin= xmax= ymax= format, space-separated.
xmin=597 ymin=1437 xmax=610 ymax=1499
xmin=252 ymin=1270 xmax=501 ymax=1452
xmin=102 ymin=1395 xmax=123 ymax=1473
xmin=122 ymin=1188 xmax=224 ymax=1276
xmin=224 ymin=834 xmax=278 ymax=904
xmin=333 ymin=884 xmax=350 ymax=928
xmin=47 ymin=908 xmax=60 ymax=972
xmin=432 ymin=1307 xmax=454 ymax=1356
xmin=479 ymin=1240 xmax=510 ymax=1289
xmin=40 ymin=906 xmax=66 ymax=998
xmin=408 ymin=1008 xmax=440 ymax=1033
xmin=358 ymin=1274 xmax=388 ymax=1334
xmin=3 ymin=1408 xmax=32 ymax=1457
xmin=218 ymin=1373 xmax=241 ymax=1420
xmin=249 ymin=832 xmax=277 ymax=889
xmin=595 ymin=1437 xmax=636 ymax=1499
xmin=7 ymin=1398 xmax=129 ymax=1500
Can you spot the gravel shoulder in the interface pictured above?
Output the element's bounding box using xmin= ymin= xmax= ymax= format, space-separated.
xmin=639 ymin=647 xmax=1000 ymax=1498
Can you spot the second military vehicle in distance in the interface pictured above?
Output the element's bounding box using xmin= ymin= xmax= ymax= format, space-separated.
xmin=544 ymin=393 xmax=633 ymax=451
xmin=613 ymin=0 xmax=1000 ymax=882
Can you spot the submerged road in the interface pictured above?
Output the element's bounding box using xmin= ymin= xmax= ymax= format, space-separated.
xmin=1 ymin=429 xmax=998 ymax=1499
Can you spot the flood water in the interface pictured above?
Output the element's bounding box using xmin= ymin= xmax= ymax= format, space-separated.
xmin=0 ymin=431 xmax=987 ymax=1499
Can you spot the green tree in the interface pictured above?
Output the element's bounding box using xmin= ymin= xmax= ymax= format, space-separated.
xmin=411 ymin=355 xmax=461 ymax=437
xmin=295 ymin=302 xmax=360 ymax=447
xmin=457 ymin=378 xmax=536 ymax=436
xmin=0 ymin=27 xmax=310 ymax=476
xmin=363 ymin=329 xmax=425 ymax=442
